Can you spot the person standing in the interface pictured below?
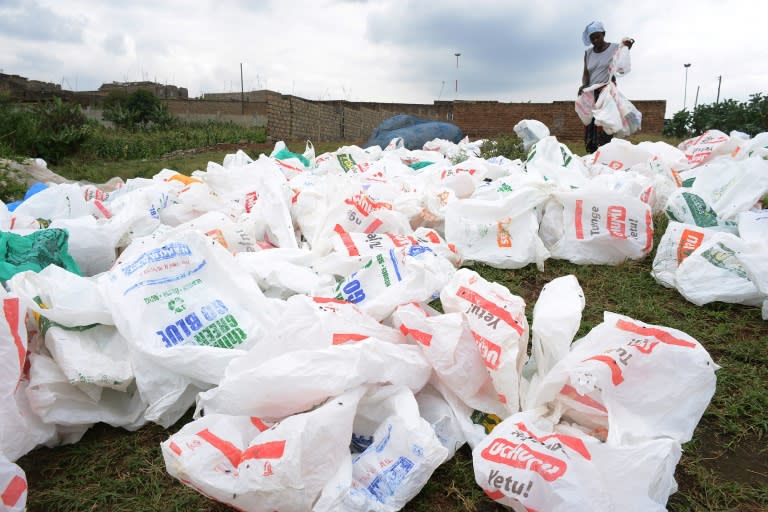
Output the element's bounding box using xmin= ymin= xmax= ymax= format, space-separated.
xmin=578 ymin=21 xmax=635 ymax=153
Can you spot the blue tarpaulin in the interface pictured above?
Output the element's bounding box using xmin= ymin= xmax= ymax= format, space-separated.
xmin=364 ymin=115 xmax=464 ymax=150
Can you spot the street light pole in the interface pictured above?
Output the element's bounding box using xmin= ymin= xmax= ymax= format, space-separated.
xmin=683 ymin=63 xmax=691 ymax=110
xmin=716 ymin=75 xmax=722 ymax=103
xmin=454 ymin=52 xmax=461 ymax=97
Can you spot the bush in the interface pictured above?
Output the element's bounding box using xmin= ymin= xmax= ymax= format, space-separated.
xmin=103 ymin=89 xmax=176 ymax=130
xmin=663 ymin=109 xmax=692 ymax=138
xmin=0 ymin=94 xmax=37 ymax=158
xmin=32 ymin=97 xmax=92 ymax=163
xmin=479 ymin=134 xmax=527 ymax=161
xmin=0 ymin=95 xmax=90 ymax=164
xmin=664 ymin=92 xmax=768 ymax=137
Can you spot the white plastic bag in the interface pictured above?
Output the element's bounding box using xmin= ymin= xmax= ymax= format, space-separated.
xmin=0 ymin=454 xmax=26 ymax=512
xmin=8 ymin=264 xmax=113 ymax=326
xmin=523 ymin=275 xmax=585 ymax=409
xmin=100 ymin=230 xmax=266 ymax=379
xmin=689 ymin=155 xmax=768 ymax=221
xmin=541 ymin=187 xmax=654 ymax=265
xmin=575 ymin=89 xmax=596 ymax=126
xmin=316 ymin=386 xmax=450 ymax=512
xmin=473 ymin=410 xmax=681 ymax=512
xmin=513 ymin=120 xmax=550 ymax=151
xmin=49 ymin=216 xmax=119 ymax=276
xmin=675 ymin=232 xmax=765 ymax=306
xmin=98 ymin=230 xmax=270 ymax=425
xmin=444 ymin=185 xmax=551 ymax=270
xmin=196 ymin=338 xmax=432 ymax=419
xmin=664 ymin=188 xmax=736 ymax=232
xmin=737 ymin=210 xmax=768 ymax=294
xmin=26 ymin=352 xmax=146 ymax=430
xmin=163 ymin=387 xmax=366 ymax=512
xmin=391 ymin=302 xmax=505 ymax=416
xmin=651 ymin=222 xmax=716 ymax=288
xmin=678 ymin=130 xmax=740 ymax=166
xmin=592 ymin=82 xmax=642 ymax=137
xmin=613 ymin=42 xmax=632 ymax=76
xmin=0 ymin=294 xmax=57 ymax=461
xmin=330 ymin=226 xmax=460 ymax=266
xmin=529 ymin=312 xmax=718 ymax=444
xmin=441 ymin=269 xmax=529 ymax=414
xmin=331 ymin=248 xmax=456 ymax=321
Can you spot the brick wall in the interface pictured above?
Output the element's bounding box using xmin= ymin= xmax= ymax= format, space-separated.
xmin=264 ymin=93 xmax=457 ymax=143
xmin=265 ymin=93 xmax=665 ymax=143
xmin=451 ymin=99 xmax=666 ymax=141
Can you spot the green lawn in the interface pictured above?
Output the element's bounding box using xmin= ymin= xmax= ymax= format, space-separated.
xmin=14 ymin=143 xmax=768 ymax=512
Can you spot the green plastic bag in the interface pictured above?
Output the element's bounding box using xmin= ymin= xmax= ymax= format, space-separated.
xmin=272 ymin=148 xmax=311 ymax=168
xmin=0 ymin=229 xmax=82 ymax=283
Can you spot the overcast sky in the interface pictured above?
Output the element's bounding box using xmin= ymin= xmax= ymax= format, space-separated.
xmin=1 ymin=0 xmax=766 ymax=118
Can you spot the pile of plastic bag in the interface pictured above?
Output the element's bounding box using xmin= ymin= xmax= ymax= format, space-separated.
xmin=1 ymin=122 xmax=765 ymax=511
xmin=650 ymin=130 xmax=768 ymax=317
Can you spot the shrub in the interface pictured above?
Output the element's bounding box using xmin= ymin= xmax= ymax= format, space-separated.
xmin=665 ymin=92 xmax=768 ymax=137
xmin=0 ymin=95 xmax=90 ymax=164
xmin=32 ymin=97 xmax=92 ymax=163
xmin=103 ymin=89 xmax=176 ymax=130
xmin=0 ymin=94 xmax=37 ymax=158
xmin=479 ymin=134 xmax=527 ymax=161
xmin=663 ymin=109 xmax=692 ymax=138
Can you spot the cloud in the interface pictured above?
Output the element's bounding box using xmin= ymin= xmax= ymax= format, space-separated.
xmin=0 ymin=0 xmax=85 ymax=42
xmin=364 ymin=2 xmax=590 ymax=101
xmin=103 ymin=34 xmax=128 ymax=56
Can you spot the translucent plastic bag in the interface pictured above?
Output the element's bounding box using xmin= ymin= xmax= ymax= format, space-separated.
xmin=163 ymin=387 xmax=366 ymax=512
xmin=513 ymin=119 xmax=550 ymax=151
xmin=473 ymin=410 xmax=681 ymax=512
xmin=541 ymin=187 xmax=654 ymax=265
xmin=315 ymin=386 xmax=450 ymax=512
xmin=441 ymin=268 xmax=529 ymax=414
xmin=592 ymin=82 xmax=642 ymax=137
xmin=651 ymin=222 xmax=716 ymax=288
xmin=0 ymin=454 xmax=26 ymax=512
xmin=444 ymin=185 xmax=550 ymax=270
xmin=529 ymin=312 xmax=718 ymax=445
xmin=391 ymin=302 xmax=505 ymax=416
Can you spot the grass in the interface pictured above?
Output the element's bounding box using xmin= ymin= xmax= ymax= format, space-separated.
xmin=14 ymin=140 xmax=768 ymax=512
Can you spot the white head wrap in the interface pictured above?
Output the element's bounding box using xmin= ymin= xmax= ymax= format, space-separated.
xmin=582 ymin=21 xmax=605 ymax=46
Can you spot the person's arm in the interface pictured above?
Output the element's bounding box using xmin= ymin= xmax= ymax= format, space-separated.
xmin=579 ymin=52 xmax=589 ymax=95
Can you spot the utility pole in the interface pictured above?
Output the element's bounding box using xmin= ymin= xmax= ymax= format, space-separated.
xmin=683 ymin=63 xmax=691 ymax=110
xmin=694 ymin=85 xmax=700 ymax=109
xmin=240 ymin=63 xmax=245 ymax=114
xmin=716 ymin=75 xmax=722 ymax=103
